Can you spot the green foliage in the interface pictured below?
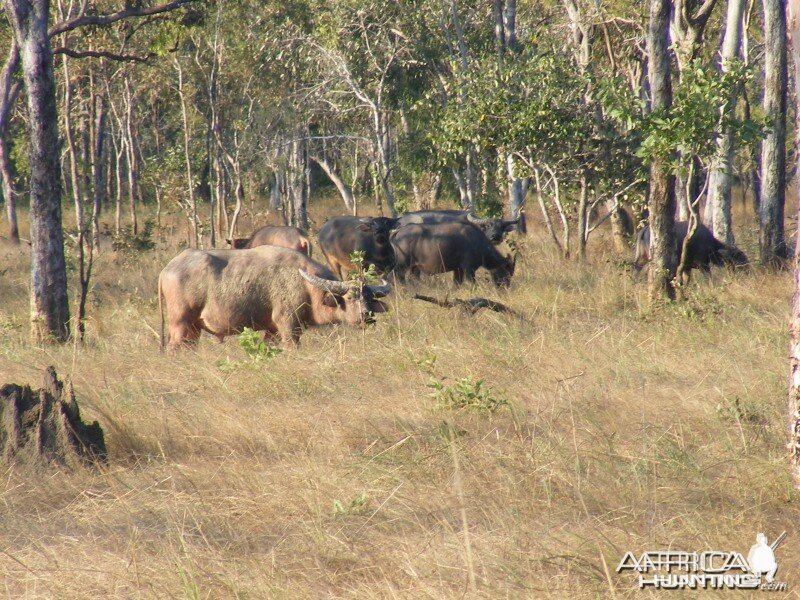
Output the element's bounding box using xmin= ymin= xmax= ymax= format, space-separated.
xmin=601 ymin=59 xmax=764 ymax=174
xmin=348 ymin=250 xmax=381 ymax=286
xmin=716 ymin=395 xmax=766 ymax=427
xmin=237 ymin=328 xmax=282 ymax=361
xmin=217 ymin=328 xmax=282 ymax=371
xmin=428 ymin=377 xmax=509 ymax=415
xmin=112 ymin=220 xmax=156 ymax=253
xmin=332 ymin=493 xmax=371 ymax=517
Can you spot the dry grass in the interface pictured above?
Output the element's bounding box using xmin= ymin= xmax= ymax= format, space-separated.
xmin=0 ymin=200 xmax=798 ymax=598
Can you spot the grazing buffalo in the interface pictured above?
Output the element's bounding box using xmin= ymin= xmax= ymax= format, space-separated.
xmin=397 ymin=210 xmax=519 ymax=244
xmin=317 ymin=215 xmax=403 ymax=280
xmin=226 ymin=225 xmax=311 ymax=256
xmin=391 ymin=222 xmax=516 ymax=287
xmin=633 ymin=221 xmax=748 ymax=281
xmin=158 ymin=245 xmax=390 ymax=349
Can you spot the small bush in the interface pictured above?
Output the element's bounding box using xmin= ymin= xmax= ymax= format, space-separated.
xmin=112 ymin=220 xmax=156 ymax=253
xmin=348 ymin=250 xmax=381 ymax=285
xmin=429 ymin=377 xmax=509 ymax=414
xmin=332 ymin=493 xmax=371 ymax=517
xmin=217 ymin=328 xmax=282 ymax=371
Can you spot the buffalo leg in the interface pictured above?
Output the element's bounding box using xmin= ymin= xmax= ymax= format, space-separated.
xmin=168 ymin=320 xmax=202 ymax=350
xmin=452 ymin=268 xmax=465 ymax=285
xmin=273 ymin=313 xmax=301 ymax=347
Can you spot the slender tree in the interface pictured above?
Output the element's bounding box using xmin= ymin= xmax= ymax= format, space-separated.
xmin=705 ymin=0 xmax=746 ymax=245
xmin=0 ymin=41 xmax=19 ymax=243
xmin=786 ymin=0 xmax=800 ymax=489
xmin=4 ymin=0 xmax=71 ymax=342
xmin=760 ymin=0 xmax=790 ymax=265
xmin=647 ymin=0 xmax=678 ymax=302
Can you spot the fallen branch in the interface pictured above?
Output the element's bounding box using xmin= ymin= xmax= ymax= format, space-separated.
xmin=413 ymin=294 xmax=520 ymax=317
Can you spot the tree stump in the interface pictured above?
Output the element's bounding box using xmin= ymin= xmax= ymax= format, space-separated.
xmin=0 ymin=366 xmax=106 ymax=466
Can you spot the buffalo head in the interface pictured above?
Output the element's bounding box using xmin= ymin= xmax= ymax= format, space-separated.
xmin=490 ymin=253 xmax=516 ymax=288
xmin=466 ymin=213 xmax=519 ymax=244
xmin=299 ymin=269 xmax=391 ymax=326
xmin=226 ymin=238 xmax=250 ymax=249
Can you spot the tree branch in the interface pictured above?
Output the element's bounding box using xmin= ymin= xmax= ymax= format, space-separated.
xmin=49 ymin=0 xmax=197 ymax=37
xmin=52 ymin=47 xmax=153 ymax=63
xmin=691 ymin=0 xmax=719 ymax=28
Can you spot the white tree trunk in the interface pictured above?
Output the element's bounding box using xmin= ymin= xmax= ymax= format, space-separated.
xmin=705 ymin=0 xmax=746 ymax=245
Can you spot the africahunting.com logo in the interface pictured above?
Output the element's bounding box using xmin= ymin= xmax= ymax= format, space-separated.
xmin=616 ymin=532 xmax=787 ymax=591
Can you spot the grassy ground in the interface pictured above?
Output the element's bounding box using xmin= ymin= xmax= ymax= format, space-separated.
xmin=0 ymin=199 xmax=798 ymax=598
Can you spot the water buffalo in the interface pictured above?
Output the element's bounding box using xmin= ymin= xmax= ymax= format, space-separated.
xmin=158 ymin=245 xmax=391 ymax=349
xmin=391 ymin=222 xmax=516 ymax=287
xmin=397 ymin=210 xmax=519 ymax=244
xmin=226 ymin=225 xmax=311 ymax=256
xmin=317 ymin=215 xmax=403 ymax=280
xmin=633 ymin=221 xmax=748 ymax=281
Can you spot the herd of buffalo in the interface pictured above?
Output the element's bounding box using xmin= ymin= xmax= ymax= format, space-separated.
xmin=157 ymin=208 xmax=749 ymax=349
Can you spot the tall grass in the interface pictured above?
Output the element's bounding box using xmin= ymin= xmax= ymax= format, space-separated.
xmin=0 ymin=201 xmax=797 ymax=598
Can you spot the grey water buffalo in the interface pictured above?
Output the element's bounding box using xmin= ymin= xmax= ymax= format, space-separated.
xmin=633 ymin=221 xmax=748 ymax=281
xmin=317 ymin=215 xmax=403 ymax=280
xmin=391 ymin=222 xmax=516 ymax=287
xmin=226 ymin=225 xmax=311 ymax=256
xmin=158 ymin=245 xmax=391 ymax=349
xmin=397 ymin=210 xmax=519 ymax=244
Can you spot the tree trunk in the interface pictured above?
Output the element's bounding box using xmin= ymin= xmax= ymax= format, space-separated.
xmin=507 ymin=155 xmax=527 ymax=233
xmin=608 ymin=202 xmax=630 ymax=252
xmin=310 ymin=155 xmax=355 ymax=211
xmin=705 ymin=0 xmax=746 ymax=245
xmin=5 ymin=0 xmax=70 ymax=342
xmin=786 ymin=0 xmax=800 ymax=489
xmin=647 ymin=0 xmax=677 ymax=302
xmin=289 ymin=134 xmax=308 ymax=230
xmin=504 ymin=0 xmax=517 ymax=50
xmin=123 ymin=78 xmax=139 ymax=236
xmin=175 ymin=57 xmax=198 ymax=247
xmin=92 ymin=96 xmax=105 ymax=253
xmin=760 ymin=0 xmax=790 ymax=265
xmin=0 ymin=41 xmax=20 ymax=243
xmin=533 ymin=168 xmax=565 ymax=255
xmin=113 ymin=125 xmax=123 ymax=235
xmin=577 ymin=172 xmax=589 ymax=260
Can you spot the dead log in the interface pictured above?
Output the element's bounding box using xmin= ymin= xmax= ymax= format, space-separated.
xmin=413 ymin=294 xmax=520 ymax=317
xmin=0 ymin=366 xmax=106 ymax=466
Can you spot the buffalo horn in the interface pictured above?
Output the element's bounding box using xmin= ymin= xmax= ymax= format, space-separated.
xmin=466 ymin=212 xmax=492 ymax=225
xmin=367 ymin=279 xmax=392 ymax=298
xmin=298 ymin=269 xmax=349 ymax=295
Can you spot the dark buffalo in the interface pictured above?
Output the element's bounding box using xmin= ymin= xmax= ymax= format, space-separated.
xmin=227 ymin=225 xmax=311 ymax=255
xmin=397 ymin=210 xmax=519 ymax=244
xmin=392 ymin=221 xmax=516 ymax=287
xmin=317 ymin=216 xmax=404 ymax=280
xmin=158 ymin=245 xmax=390 ymax=349
xmin=633 ymin=221 xmax=748 ymax=281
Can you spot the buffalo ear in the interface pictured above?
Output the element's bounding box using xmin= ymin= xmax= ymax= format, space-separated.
xmin=225 ymin=239 xmax=233 ymax=245
xmin=357 ymin=223 xmax=372 ymax=233
xmin=321 ymin=293 xmax=341 ymax=308
xmin=503 ymin=220 xmax=519 ymax=233
xmin=368 ymin=299 xmax=388 ymax=314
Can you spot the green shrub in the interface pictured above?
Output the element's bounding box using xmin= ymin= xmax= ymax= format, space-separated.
xmin=429 ymin=377 xmax=509 ymax=414
xmin=112 ymin=220 xmax=156 ymax=252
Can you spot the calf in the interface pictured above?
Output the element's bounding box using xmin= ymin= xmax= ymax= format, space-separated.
xmin=227 ymin=225 xmax=311 ymax=255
